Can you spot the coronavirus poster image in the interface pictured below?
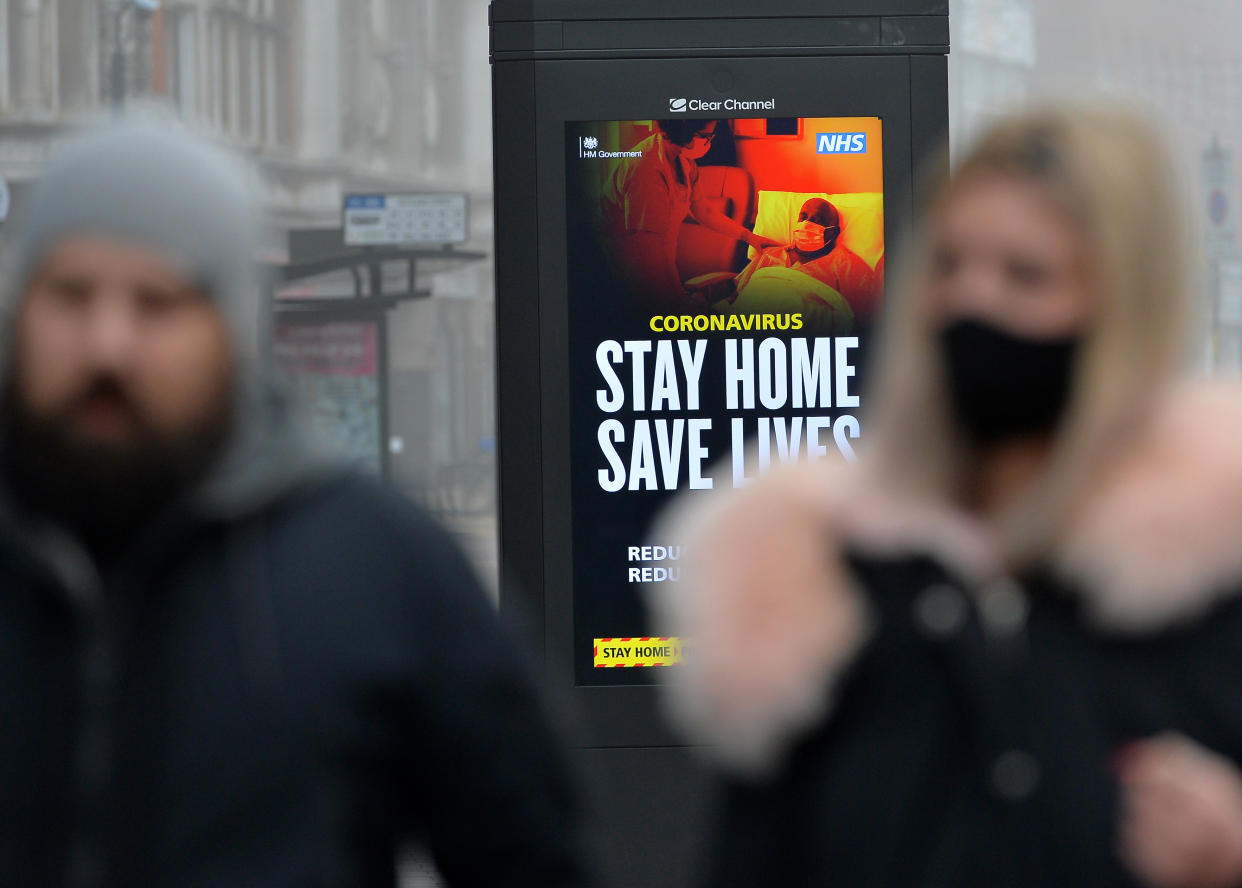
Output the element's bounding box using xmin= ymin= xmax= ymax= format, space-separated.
xmin=565 ymin=115 xmax=886 ymax=684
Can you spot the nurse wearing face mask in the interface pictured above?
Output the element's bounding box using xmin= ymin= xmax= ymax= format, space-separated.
xmin=599 ymin=118 xmax=783 ymax=313
xmin=733 ymin=197 xmax=879 ymax=319
xmin=651 ymin=104 xmax=1242 ymax=888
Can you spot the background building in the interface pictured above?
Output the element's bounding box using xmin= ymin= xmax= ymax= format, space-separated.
xmin=950 ymin=0 xmax=1242 ymax=370
xmin=948 ymin=0 xmax=1035 ymax=148
xmin=0 ymin=0 xmax=499 ymax=578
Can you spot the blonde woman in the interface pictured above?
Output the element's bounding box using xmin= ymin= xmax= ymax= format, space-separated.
xmin=651 ymin=104 xmax=1242 ymax=888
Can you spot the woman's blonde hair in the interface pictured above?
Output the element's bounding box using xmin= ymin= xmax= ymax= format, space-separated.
xmin=862 ymin=102 xmax=1193 ymax=564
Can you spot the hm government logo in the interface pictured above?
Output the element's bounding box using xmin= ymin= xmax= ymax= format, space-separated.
xmin=577 ymin=135 xmax=643 ymax=161
xmin=669 ymin=98 xmax=688 ymax=113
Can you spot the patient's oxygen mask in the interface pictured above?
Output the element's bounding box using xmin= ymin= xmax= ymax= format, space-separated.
xmin=793 ymin=220 xmax=838 ymax=253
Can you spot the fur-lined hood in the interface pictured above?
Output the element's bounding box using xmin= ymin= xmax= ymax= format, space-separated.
xmin=646 ymin=381 xmax=1242 ymax=777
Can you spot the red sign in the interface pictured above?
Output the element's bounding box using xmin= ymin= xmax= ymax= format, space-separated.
xmin=274 ymin=321 xmax=378 ymax=377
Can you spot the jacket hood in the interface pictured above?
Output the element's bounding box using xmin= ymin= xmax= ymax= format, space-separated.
xmin=647 ymin=380 xmax=1242 ymax=777
xmin=192 ymin=381 xmax=343 ymax=522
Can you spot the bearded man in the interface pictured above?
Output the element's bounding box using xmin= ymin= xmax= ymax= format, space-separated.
xmin=0 ymin=120 xmax=587 ymax=888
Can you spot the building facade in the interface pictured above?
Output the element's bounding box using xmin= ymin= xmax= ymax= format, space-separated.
xmin=951 ymin=0 xmax=1242 ymax=370
xmin=948 ymin=0 xmax=1035 ymax=150
xmin=0 ymin=0 xmax=499 ymax=573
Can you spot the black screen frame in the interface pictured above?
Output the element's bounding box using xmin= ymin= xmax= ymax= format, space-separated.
xmin=498 ymin=54 xmax=921 ymax=747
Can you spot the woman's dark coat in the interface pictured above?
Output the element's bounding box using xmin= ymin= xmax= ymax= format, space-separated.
xmin=653 ymin=383 xmax=1242 ymax=888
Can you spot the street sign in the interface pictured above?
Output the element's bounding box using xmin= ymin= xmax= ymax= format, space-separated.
xmin=343 ymin=193 xmax=468 ymax=246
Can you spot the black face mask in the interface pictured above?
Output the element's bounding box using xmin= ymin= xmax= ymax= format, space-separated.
xmin=938 ymin=317 xmax=1081 ymax=447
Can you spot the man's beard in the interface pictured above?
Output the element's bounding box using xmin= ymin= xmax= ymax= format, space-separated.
xmin=0 ymin=371 xmax=234 ymax=555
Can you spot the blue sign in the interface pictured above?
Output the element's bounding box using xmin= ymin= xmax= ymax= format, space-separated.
xmin=816 ymin=133 xmax=868 ymax=154
xmin=344 ymin=194 xmax=387 ymax=210
xmin=1211 ymin=189 xmax=1229 ymax=227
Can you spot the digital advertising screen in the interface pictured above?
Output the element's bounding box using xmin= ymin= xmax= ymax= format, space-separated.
xmin=565 ymin=115 xmax=886 ymax=685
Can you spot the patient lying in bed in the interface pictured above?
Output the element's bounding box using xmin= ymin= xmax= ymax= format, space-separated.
xmin=732 ymin=197 xmax=878 ymax=332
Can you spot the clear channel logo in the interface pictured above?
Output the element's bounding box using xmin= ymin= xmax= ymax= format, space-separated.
xmin=669 ymin=97 xmax=777 ymax=112
xmin=817 ymin=132 xmax=868 ymax=154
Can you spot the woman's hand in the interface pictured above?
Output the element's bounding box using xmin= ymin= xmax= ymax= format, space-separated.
xmin=685 ymin=273 xmax=738 ymax=306
xmin=746 ymin=233 xmax=786 ymax=251
xmin=1117 ymin=733 xmax=1242 ymax=888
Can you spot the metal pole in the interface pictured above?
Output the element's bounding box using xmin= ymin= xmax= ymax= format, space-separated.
xmin=110 ymin=4 xmax=128 ymax=110
xmin=377 ymin=310 xmax=391 ymax=478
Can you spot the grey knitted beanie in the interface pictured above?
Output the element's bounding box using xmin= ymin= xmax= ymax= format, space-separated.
xmin=13 ymin=117 xmax=262 ymax=354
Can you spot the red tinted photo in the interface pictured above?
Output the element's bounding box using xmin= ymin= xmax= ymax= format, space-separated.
xmin=568 ymin=116 xmax=884 ymax=333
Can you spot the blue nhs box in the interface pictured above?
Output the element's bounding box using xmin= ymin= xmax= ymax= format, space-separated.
xmin=816 ymin=132 xmax=868 ymax=154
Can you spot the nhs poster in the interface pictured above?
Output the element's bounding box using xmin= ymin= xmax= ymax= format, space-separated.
xmin=564 ymin=116 xmax=885 ymax=684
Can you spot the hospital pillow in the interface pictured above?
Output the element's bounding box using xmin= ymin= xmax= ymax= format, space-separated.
xmin=748 ymin=191 xmax=885 ymax=271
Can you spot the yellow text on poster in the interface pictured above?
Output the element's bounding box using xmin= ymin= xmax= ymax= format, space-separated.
xmin=594 ymin=637 xmax=684 ymax=668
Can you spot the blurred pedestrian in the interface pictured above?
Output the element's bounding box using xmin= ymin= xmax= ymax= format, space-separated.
xmin=650 ymin=103 xmax=1242 ymax=888
xmin=0 ymin=119 xmax=587 ymax=888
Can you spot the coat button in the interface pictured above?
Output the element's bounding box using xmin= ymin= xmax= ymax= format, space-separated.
xmin=979 ymin=578 xmax=1029 ymax=637
xmin=913 ymin=584 xmax=967 ymax=638
xmin=991 ymin=749 xmax=1041 ymax=801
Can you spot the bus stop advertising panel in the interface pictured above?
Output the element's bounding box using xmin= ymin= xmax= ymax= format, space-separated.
xmin=491 ymin=4 xmax=948 ymax=883
xmin=566 ymin=114 xmax=886 ymax=682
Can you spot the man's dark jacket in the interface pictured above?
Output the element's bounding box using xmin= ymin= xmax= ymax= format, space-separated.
xmin=0 ymin=391 xmax=586 ymax=888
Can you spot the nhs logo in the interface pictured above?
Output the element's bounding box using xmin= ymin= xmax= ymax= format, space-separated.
xmin=817 ymin=133 xmax=867 ymax=154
